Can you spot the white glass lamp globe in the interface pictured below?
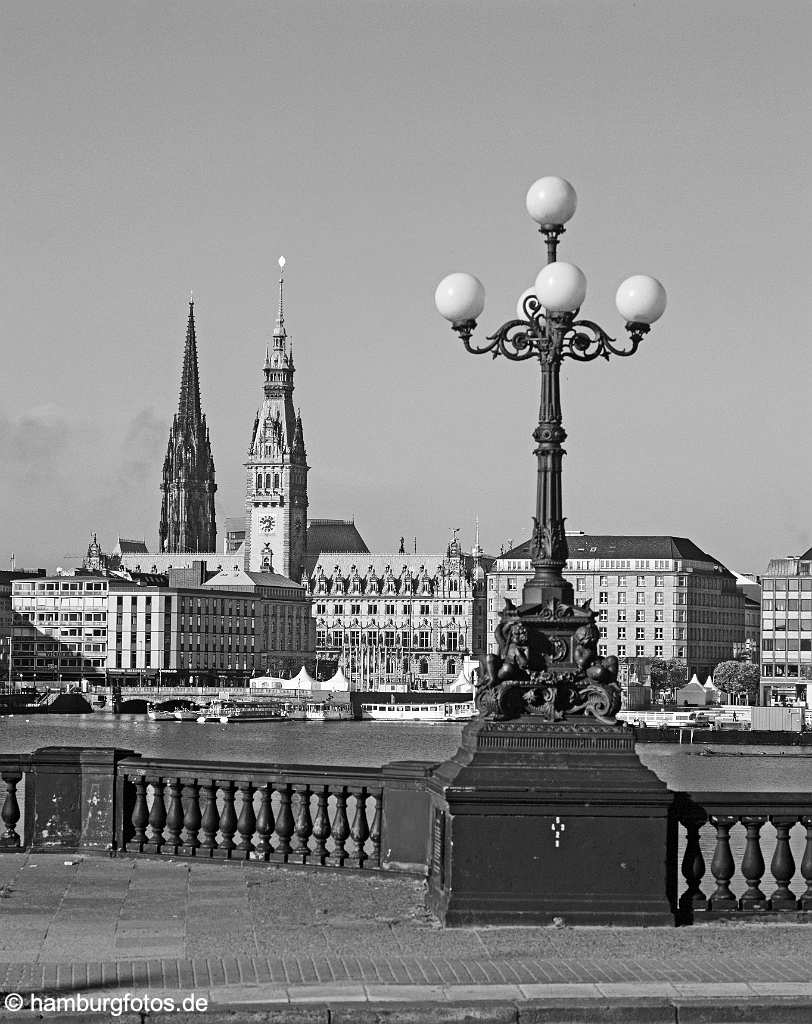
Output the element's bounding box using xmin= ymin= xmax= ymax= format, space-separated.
xmin=434 ymin=273 xmax=486 ymax=323
xmin=534 ymin=262 xmax=587 ymax=313
xmin=516 ymin=286 xmax=542 ymax=320
xmin=525 ymin=177 xmax=577 ymax=226
xmin=615 ymin=275 xmax=667 ymax=324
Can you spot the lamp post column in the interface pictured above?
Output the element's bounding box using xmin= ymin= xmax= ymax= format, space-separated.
xmin=524 ymin=325 xmax=571 ymax=606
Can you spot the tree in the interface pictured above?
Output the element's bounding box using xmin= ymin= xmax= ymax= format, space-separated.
xmin=648 ymin=658 xmax=687 ymax=700
xmin=712 ymin=660 xmax=760 ymax=704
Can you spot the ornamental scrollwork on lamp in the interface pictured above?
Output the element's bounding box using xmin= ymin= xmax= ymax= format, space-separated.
xmin=477 ymin=612 xmax=622 ymax=726
xmin=530 ymin=516 xmax=568 ymax=565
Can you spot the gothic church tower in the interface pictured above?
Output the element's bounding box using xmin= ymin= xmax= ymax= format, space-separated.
xmin=159 ymin=301 xmax=217 ymax=553
xmin=244 ymin=258 xmax=308 ymax=578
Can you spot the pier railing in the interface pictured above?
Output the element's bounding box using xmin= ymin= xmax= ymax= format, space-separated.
xmin=675 ymin=792 xmax=812 ymax=922
xmin=3 ymin=746 xmax=812 ymax=925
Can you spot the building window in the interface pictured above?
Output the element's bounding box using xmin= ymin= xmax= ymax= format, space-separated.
xmin=418 ymin=657 xmax=429 ymax=675
xmin=654 ymin=645 xmax=663 ymax=657
xmin=599 ymin=575 xmax=609 ymax=587
xmin=617 ymin=627 xmax=626 ymax=640
xmin=599 ymin=627 xmax=607 ymax=639
xmin=598 ymin=643 xmax=607 ymax=657
xmin=636 ymin=644 xmax=645 ymax=657
xmin=655 ymin=592 xmax=664 ymax=605
xmin=385 ymin=603 xmax=396 ymax=615
xmin=599 ymin=591 xmax=608 ymax=604
xmin=654 ymin=609 xmax=664 ymax=622
xmin=654 ymin=627 xmax=663 ymax=640
xmin=617 ymin=592 xmax=626 ymax=604
xmin=636 ymin=592 xmax=645 ymax=604
xmin=635 ymin=627 xmax=645 ymax=640
xmin=637 ymin=576 xmax=646 ymax=587
xmin=576 ymin=577 xmax=586 ymax=592
xmin=350 ymin=603 xmax=361 ymax=615
xmin=635 ymin=610 xmax=645 ymax=622
xmin=367 ymin=603 xmax=378 ymax=615
xmin=598 ymin=609 xmax=608 ymax=622
xmin=617 ymin=609 xmax=627 ymax=622
xmin=655 ymin=575 xmax=664 ymax=587
xmin=617 ymin=644 xmax=626 ymax=657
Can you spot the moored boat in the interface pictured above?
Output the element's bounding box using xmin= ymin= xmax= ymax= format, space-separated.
xmin=198 ymin=700 xmax=290 ymax=723
xmin=359 ymin=700 xmax=475 ymax=722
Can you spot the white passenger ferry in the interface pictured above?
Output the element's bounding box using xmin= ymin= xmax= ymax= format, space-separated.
xmin=359 ymin=700 xmax=475 ymax=722
xmin=198 ymin=700 xmax=289 ymax=724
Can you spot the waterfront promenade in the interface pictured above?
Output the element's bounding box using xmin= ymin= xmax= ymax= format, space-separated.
xmin=1 ymin=854 xmax=811 ymax=1023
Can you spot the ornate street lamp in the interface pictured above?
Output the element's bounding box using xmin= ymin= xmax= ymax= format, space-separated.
xmin=435 ymin=177 xmax=666 ymax=725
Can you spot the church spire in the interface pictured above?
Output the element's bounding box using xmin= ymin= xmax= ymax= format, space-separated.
xmin=159 ymin=299 xmax=217 ymax=554
xmin=178 ymin=299 xmax=202 ymax=425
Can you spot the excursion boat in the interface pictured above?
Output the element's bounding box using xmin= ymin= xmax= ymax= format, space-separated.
xmin=197 ymin=700 xmax=290 ymax=724
xmin=147 ymin=705 xmax=177 ymax=721
xmin=285 ymin=700 xmax=353 ymax=722
xmin=359 ymin=700 xmax=475 ymax=722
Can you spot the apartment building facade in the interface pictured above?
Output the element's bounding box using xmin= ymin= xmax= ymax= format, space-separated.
xmin=759 ymin=548 xmax=812 ymax=707
xmin=10 ymin=566 xmax=314 ymax=683
xmin=487 ymin=534 xmax=746 ymax=680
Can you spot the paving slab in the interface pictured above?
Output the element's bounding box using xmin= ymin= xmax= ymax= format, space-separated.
xmin=1 ymin=853 xmax=812 ymax=1023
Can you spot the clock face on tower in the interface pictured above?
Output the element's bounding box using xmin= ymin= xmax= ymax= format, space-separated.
xmin=260 ymin=514 xmax=276 ymax=534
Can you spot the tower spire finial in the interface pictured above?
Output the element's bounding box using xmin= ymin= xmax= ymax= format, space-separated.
xmin=274 ymin=256 xmax=286 ymax=337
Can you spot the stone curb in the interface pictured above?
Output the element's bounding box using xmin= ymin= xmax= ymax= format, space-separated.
xmin=2 ymin=987 xmax=812 ymax=1024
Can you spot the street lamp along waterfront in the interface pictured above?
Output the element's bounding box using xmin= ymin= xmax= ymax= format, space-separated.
xmin=434 ymin=177 xmax=666 ymax=725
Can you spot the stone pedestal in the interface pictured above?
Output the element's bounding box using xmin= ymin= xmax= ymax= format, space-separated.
xmin=379 ymin=760 xmax=435 ymax=874
xmin=25 ymin=747 xmax=133 ymax=854
xmin=427 ymin=718 xmax=676 ymax=926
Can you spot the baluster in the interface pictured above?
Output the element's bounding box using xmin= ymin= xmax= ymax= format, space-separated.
xmin=180 ymin=781 xmax=202 ymax=855
xmin=274 ymin=783 xmax=294 ymax=860
xmin=164 ymin=779 xmax=184 ymax=854
xmin=349 ymin=787 xmax=370 ymax=867
xmin=330 ymin=786 xmax=350 ymax=866
xmin=199 ymin=783 xmax=219 ymax=856
xmin=769 ymin=815 xmax=798 ymax=911
xmin=801 ymin=815 xmax=812 ymax=911
xmin=216 ymin=781 xmax=237 ymax=858
xmin=145 ymin=776 xmax=167 ymax=854
xmin=739 ymin=815 xmax=768 ymax=911
xmin=369 ymin=789 xmax=382 ymax=867
xmin=292 ymin=785 xmax=313 ymax=862
xmin=678 ymin=809 xmax=707 ymax=917
xmin=0 ymin=771 xmax=23 ymax=851
xmin=708 ymin=815 xmax=737 ymax=912
xmin=130 ymin=776 xmax=149 ymax=852
xmin=310 ymin=786 xmax=330 ymax=864
xmin=255 ymin=784 xmax=274 ymax=860
xmin=235 ymin=782 xmax=256 ymax=860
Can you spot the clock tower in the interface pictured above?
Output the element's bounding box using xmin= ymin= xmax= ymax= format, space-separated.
xmin=244 ymin=258 xmax=308 ymax=578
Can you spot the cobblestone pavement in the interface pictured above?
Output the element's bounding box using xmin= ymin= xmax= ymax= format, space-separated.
xmin=1 ymin=854 xmax=811 ymax=1022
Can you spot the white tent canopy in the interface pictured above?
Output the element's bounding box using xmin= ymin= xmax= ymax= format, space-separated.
xmin=322 ymin=665 xmax=351 ymax=691
xmin=448 ymin=669 xmax=475 ymax=694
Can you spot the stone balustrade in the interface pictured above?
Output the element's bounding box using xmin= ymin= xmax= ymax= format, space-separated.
xmin=0 ymin=757 xmax=27 ymax=851
xmin=3 ymin=747 xmax=812 ymax=926
xmin=116 ymin=757 xmax=383 ymax=867
xmin=676 ymin=793 xmax=812 ymax=921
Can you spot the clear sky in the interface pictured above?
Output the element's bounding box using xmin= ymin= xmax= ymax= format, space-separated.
xmin=2 ymin=1 xmax=810 ymax=574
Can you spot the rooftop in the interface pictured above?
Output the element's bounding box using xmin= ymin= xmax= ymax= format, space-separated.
xmin=500 ymin=534 xmax=734 ymax=573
